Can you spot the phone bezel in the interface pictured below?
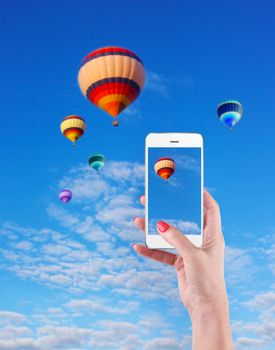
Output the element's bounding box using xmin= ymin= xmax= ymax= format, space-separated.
xmin=145 ymin=133 xmax=204 ymax=249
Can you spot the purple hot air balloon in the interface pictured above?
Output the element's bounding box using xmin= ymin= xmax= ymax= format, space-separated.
xmin=59 ymin=189 xmax=72 ymax=204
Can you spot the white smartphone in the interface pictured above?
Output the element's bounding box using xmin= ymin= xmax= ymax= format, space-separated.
xmin=145 ymin=133 xmax=204 ymax=249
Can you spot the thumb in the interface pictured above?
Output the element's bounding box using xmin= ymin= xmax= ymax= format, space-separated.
xmin=156 ymin=221 xmax=197 ymax=258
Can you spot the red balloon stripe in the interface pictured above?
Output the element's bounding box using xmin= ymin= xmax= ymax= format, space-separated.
xmin=82 ymin=47 xmax=143 ymax=65
xmin=88 ymin=82 xmax=139 ymax=105
xmin=63 ymin=127 xmax=84 ymax=136
xmin=157 ymin=168 xmax=175 ymax=176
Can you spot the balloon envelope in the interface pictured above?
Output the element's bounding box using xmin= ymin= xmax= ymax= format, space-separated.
xmin=60 ymin=115 xmax=86 ymax=143
xmin=154 ymin=158 xmax=176 ymax=180
xmin=78 ymin=46 xmax=146 ymax=119
xmin=88 ymin=154 xmax=105 ymax=171
xmin=59 ymin=189 xmax=72 ymax=204
xmin=217 ymin=100 xmax=243 ymax=129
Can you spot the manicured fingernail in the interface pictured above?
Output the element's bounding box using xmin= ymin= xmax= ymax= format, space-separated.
xmin=140 ymin=195 xmax=144 ymax=201
xmin=133 ymin=217 xmax=138 ymax=222
xmin=157 ymin=221 xmax=170 ymax=233
xmin=131 ymin=243 xmax=136 ymax=248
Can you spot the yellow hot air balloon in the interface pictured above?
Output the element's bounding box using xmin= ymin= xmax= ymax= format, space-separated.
xmin=78 ymin=46 xmax=145 ymax=122
xmin=60 ymin=115 xmax=86 ymax=143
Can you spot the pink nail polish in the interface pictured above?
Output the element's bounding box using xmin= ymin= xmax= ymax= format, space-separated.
xmin=157 ymin=221 xmax=170 ymax=233
xmin=140 ymin=195 xmax=144 ymax=201
xmin=133 ymin=217 xmax=138 ymax=222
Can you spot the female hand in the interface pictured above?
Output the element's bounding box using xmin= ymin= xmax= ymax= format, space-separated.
xmin=133 ymin=190 xmax=234 ymax=350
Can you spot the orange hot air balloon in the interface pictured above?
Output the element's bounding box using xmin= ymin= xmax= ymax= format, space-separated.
xmin=78 ymin=46 xmax=145 ymax=122
xmin=154 ymin=158 xmax=176 ymax=180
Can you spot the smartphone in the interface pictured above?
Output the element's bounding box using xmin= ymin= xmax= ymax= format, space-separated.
xmin=145 ymin=133 xmax=203 ymax=249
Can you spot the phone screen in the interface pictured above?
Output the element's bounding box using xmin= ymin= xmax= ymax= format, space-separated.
xmin=148 ymin=147 xmax=202 ymax=236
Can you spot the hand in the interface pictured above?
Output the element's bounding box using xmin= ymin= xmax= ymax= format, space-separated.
xmin=133 ymin=190 xmax=227 ymax=317
xmin=133 ymin=190 xmax=234 ymax=349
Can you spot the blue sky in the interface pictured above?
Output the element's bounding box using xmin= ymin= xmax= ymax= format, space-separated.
xmin=0 ymin=0 xmax=275 ymax=349
xmin=148 ymin=147 xmax=201 ymax=235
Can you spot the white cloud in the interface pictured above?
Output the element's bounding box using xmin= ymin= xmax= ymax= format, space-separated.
xmin=82 ymin=226 xmax=110 ymax=242
xmin=145 ymin=71 xmax=170 ymax=98
xmin=171 ymin=219 xmax=200 ymax=234
xmin=60 ymin=167 xmax=109 ymax=202
xmin=236 ymin=337 xmax=267 ymax=348
xmin=0 ymin=311 xmax=188 ymax=350
xmin=265 ymin=243 xmax=275 ymax=276
xmin=12 ymin=241 xmax=33 ymax=251
xmin=1 ymin=159 xmax=274 ymax=350
xmin=66 ymin=298 xmax=138 ymax=315
xmin=48 ymin=161 xmax=145 ymax=245
xmin=102 ymin=161 xmax=144 ymax=185
xmin=0 ymin=219 xmax=179 ymax=300
xmin=144 ymin=337 xmax=182 ymax=350
xmin=244 ymin=291 xmax=275 ymax=311
xmin=149 ymin=219 xmax=200 ymax=235
xmin=96 ymin=205 xmax=142 ymax=225
xmin=0 ymin=326 xmax=32 ymax=339
xmin=37 ymin=325 xmax=92 ymax=345
xmin=233 ymin=290 xmax=275 ymax=349
xmin=174 ymin=154 xmax=200 ymax=173
xmin=122 ymin=104 xmax=140 ymax=118
xmin=225 ymin=246 xmax=254 ymax=286
xmin=47 ymin=204 xmax=79 ymax=227
xmin=0 ymin=311 xmax=27 ymax=324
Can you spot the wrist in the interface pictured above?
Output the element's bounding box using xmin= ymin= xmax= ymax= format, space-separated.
xmin=191 ymin=293 xmax=229 ymax=323
xmin=191 ymin=294 xmax=234 ymax=350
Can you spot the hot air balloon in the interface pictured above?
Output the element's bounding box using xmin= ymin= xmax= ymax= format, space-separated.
xmin=217 ymin=100 xmax=243 ymax=130
xmin=60 ymin=115 xmax=86 ymax=143
xmin=154 ymin=158 xmax=176 ymax=180
xmin=59 ymin=189 xmax=72 ymax=204
xmin=78 ymin=46 xmax=145 ymax=124
xmin=88 ymin=154 xmax=105 ymax=171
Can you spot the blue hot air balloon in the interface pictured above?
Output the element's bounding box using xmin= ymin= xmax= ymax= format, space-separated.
xmin=88 ymin=154 xmax=105 ymax=171
xmin=217 ymin=100 xmax=243 ymax=130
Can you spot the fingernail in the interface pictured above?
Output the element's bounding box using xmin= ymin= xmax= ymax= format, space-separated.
xmin=140 ymin=195 xmax=144 ymax=201
xmin=157 ymin=221 xmax=170 ymax=233
xmin=131 ymin=243 xmax=136 ymax=248
xmin=133 ymin=217 xmax=138 ymax=222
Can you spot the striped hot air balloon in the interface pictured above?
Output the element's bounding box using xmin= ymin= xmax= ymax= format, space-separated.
xmin=217 ymin=100 xmax=243 ymax=130
xmin=60 ymin=115 xmax=86 ymax=143
xmin=78 ymin=46 xmax=145 ymax=124
xmin=59 ymin=189 xmax=72 ymax=204
xmin=88 ymin=154 xmax=105 ymax=171
xmin=154 ymin=158 xmax=176 ymax=180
